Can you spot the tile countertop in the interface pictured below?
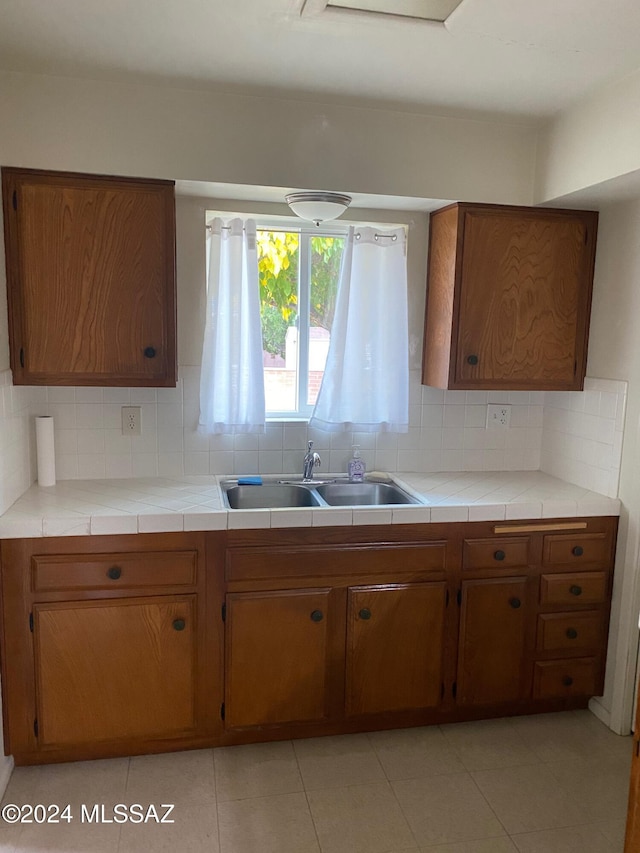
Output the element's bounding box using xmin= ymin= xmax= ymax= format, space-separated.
xmin=0 ymin=471 xmax=621 ymax=539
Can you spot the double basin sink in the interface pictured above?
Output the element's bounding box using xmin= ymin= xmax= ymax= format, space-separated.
xmin=222 ymin=479 xmax=420 ymax=509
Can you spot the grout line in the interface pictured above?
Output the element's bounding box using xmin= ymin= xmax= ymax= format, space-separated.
xmin=386 ymin=781 xmax=422 ymax=851
xmin=211 ymin=746 xmax=224 ymax=853
xmin=465 ymin=769 xmax=513 ymax=839
xmin=303 ymin=790 xmax=324 ymax=853
xmin=291 ymin=738 xmax=307 ymax=792
xmin=214 ymin=800 xmax=223 ymax=853
xmin=114 ymin=757 xmax=132 ymax=853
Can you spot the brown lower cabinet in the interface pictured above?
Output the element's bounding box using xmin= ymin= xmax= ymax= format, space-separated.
xmin=0 ymin=516 xmax=617 ymax=764
xmin=457 ymin=577 xmax=529 ymax=706
xmin=225 ymin=588 xmax=333 ymax=728
xmin=0 ymin=532 xmax=221 ymax=764
xmin=345 ymin=582 xmax=447 ymax=716
xmin=34 ymin=596 xmax=197 ymax=746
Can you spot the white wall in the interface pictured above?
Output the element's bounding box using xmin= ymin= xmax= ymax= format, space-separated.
xmin=534 ymin=70 xmax=640 ymax=729
xmin=32 ymin=197 xmax=543 ymax=480
xmin=0 ymin=68 xmax=542 ymax=486
xmin=0 ymin=200 xmax=36 ymax=515
xmin=0 ymin=201 xmax=18 ymax=793
xmin=0 ymin=71 xmax=537 ymax=205
xmin=535 ymin=66 xmax=640 ymax=203
xmin=571 ymin=198 xmax=640 ymax=732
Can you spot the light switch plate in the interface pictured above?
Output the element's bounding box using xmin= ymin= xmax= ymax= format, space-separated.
xmin=121 ymin=406 xmax=141 ymax=436
xmin=487 ymin=404 xmax=511 ymax=428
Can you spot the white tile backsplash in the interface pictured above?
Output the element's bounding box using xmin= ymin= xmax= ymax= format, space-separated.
xmin=0 ymin=369 xmax=621 ymax=508
xmin=24 ymin=368 xmax=536 ymax=479
xmin=540 ymin=377 xmax=626 ymax=499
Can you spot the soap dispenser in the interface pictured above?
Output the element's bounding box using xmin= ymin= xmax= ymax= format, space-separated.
xmin=348 ymin=445 xmax=366 ymax=483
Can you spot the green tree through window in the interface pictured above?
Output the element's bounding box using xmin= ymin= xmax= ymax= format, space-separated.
xmin=257 ymin=229 xmax=345 ymax=414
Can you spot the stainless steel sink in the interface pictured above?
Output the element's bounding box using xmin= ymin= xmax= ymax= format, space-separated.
xmin=314 ymin=482 xmax=419 ymax=506
xmin=221 ymin=477 xmax=421 ymax=509
xmin=223 ymin=483 xmax=323 ymax=509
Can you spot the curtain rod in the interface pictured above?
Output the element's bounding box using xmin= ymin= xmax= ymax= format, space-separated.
xmin=205 ymin=224 xmax=401 ymax=239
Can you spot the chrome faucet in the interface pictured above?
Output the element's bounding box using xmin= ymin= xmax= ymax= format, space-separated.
xmin=302 ymin=440 xmax=321 ymax=481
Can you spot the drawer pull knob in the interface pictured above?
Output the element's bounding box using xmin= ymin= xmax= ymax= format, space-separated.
xmin=144 ymin=346 xmax=157 ymax=359
xmin=562 ymin=675 xmax=574 ymax=687
xmin=494 ymin=550 xmax=506 ymax=561
xmin=310 ymin=610 xmax=324 ymax=623
xmin=107 ymin=566 xmax=122 ymax=580
xmin=467 ymin=354 xmax=479 ymax=365
xmin=358 ymin=608 xmax=372 ymax=620
xmin=172 ymin=618 xmax=186 ymax=631
xmin=572 ymin=546 xmax=584 ymax=557
xmin=566 ymin=628 xmax=578 ymax=640
xmin=569 ymin=585 xmax=583 ymax=596
xmin=509 ymin=597 xmax=521 ymax=609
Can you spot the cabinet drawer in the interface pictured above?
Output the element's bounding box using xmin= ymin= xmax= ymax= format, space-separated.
xmin=463 ymin=537 xmax=530 ymax=570
xmin=533 ymin=658 xmax=598 ymax=699
xmin=226 ymin=542 xmax=447 ymax=582
xmin=32 ymin=551 xmax=197 ymax=592
xmin=540 ymin=572 xmax=607 ymax=606
xmin=536 ymin=611 xmax=603 ymax=652
xmin=543 ymin=532 xmax=610 ymax=566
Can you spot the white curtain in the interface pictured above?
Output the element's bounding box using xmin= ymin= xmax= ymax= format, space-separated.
xmin=199 ymin=218 xmax=265 ymax=434
xmin=309 ymin=226 xmax=409 ymax=433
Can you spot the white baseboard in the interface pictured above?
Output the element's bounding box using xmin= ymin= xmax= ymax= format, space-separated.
xmin=589 ymin=696 xmax=616 ymax=732
xmin=0 ymin=755 xmax=14 ymax=800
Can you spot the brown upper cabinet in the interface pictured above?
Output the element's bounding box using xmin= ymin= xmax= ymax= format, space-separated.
xmin=422 ymin=203 xmax=598 ymax=391
xmin=1 ymin=168 xmax=177 ymax=386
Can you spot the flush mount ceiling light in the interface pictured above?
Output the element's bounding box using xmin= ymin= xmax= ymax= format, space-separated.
xmin=285 ymin=191 xmax=352 ymax=226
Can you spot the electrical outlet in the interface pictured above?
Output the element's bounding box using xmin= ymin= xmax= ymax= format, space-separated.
xmin=121 ymin=406 xmax=141 ymax=436
xmin=486 ymin=404 xmax=511 ymax=428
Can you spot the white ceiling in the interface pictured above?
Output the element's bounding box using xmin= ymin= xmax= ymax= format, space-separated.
xmin=2 ymin=0 xmax=640 ymax=120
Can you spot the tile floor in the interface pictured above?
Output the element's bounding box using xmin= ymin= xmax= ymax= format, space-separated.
xmin=0 ymin=710 xmax=631 ymax=852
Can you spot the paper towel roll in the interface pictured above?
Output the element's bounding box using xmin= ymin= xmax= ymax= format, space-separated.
xmin=35 ymin=416 xmax=56 ymax=487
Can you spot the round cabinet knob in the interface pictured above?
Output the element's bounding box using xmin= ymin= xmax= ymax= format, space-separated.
xmin=566 ymin=628 xmax=578 ymax=640
xmin=572 ymin=546 xmax=584 ymax=557
xmin=310 ymin=610 xmax=324 ymax=622
xmin=172 ymin=618 xmax=186 ymax=631
xmin=509 ymin=597 xmax=521 ymax=609
xmin=494 ymin=550 xmax=506 ymax=561
xmin=569 ymin=585 xmax=583 ymax=596
xmin=466 ymin=354 xmax=479 ymax=366
xmin=358 ymin=608 xmax=372 ymax=620
xmin=562 ymin=675 xmax=574 ymax=687
xmin=143 ymin=346 xmax=157 ymax=359
xmin=107 ymin=566 xmax=122 ymax=580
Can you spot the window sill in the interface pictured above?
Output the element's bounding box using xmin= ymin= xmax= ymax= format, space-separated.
xmin=266 ymin=416 xmax=310 ymax=424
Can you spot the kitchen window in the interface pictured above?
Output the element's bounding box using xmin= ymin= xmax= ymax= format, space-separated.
xmin=257 ymin=224 xmax=346 ymax=419
xmin=201 ymin=213 xmax=409 ymax=435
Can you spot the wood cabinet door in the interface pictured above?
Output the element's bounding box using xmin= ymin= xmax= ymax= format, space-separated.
xmin=33 ymin=595 xmax=196 ymax=747
xmin=225 ymin=589 xmax=332 ymax=728
xmin=346 ymin=582 xmax=447 ymax=716
xmin=457 ymin=577 xmax=529 ymax=706
xmin=455 ymin=208 xmax=594 ymax=389
xmin=2 ymin=168 xmax=176 ymax=386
